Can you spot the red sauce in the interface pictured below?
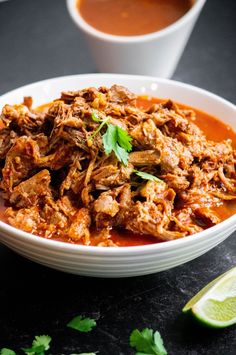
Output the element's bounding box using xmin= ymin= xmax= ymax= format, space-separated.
xmin=96 ymin=229 xmax=158 ymax=247
xmin=77 ymin=0 xmax=193 ymax=36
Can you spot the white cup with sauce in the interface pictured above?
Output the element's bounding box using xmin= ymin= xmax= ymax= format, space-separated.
xmin=67 ymin=0 xmax=206 ymax=78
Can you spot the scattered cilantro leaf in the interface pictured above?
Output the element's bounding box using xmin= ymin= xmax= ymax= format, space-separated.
xmin=102 ymin=124 xmax=132 ymax=165
xmin=67 ymin=315 xmax=97 ymax=333
xmin=22 ymin=345 xmax=45 ymax=355
xmin=22 ymin=335 xmax=51 ymax=355
xmin=130 ymin=328 xmax=167 ymax=355
xmin=133 ymin=170 xmax=162 ymax=183
xmin=0 ymin=349 xmax=16 ymax=355
xmin=32 ymin=336 xmax=51 ymax=351
xmin=91 ymin=110 xmax=102 ymax=123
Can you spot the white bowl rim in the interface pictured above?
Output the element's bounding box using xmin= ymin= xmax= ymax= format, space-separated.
xmin=0 ymin=73 xmax=235 ymax=256
xmin=66 ymin=0 xmax=206 ymax=43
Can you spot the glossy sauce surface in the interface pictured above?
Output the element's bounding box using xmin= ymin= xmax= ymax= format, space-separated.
xmin=78 ymin=0 xmax=193 ymax=36
xmin=1 ymin=96 xmax=236 ymax=247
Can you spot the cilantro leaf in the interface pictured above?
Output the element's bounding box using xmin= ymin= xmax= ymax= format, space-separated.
xmin=0 ymin=349 xmax=16 ymax=355
xmin=102 ymin=124 xmax=132 ymax=165
xmin=22 ymin=345 xmax=45 ymax=355
xmin=130 ymin=328 xmax=167 ymax=355
xmin=22 ymin=335 xmax=51 ymax=355
xmin=102 ymin=124 xmax=117 ymax=155
xmin=90 ymin=111 xmax=133 ymax=166
xmin=91 ymin=110 xmax=102 ymax=123
xmin=67 ymin=315 xmax=97 ymax=333
xmin=32 ymin=336 xmax=51 ymax=351
xmin=133 ymin=170 xmax=162 ymax=183
xmin=116 ymin=126 xmax=132 ymax=152
xmin=113 ymin=144 xmax=129 ymax=166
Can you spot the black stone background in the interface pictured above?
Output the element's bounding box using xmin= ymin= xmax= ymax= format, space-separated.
xmin=0 ymin=0 xmax=235 ymax=354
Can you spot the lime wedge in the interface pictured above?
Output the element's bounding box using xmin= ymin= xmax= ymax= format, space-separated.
xmin=182 ymin=266 xmax=236 ymax=328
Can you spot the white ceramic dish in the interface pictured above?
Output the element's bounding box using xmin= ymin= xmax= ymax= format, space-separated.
xmin=0 ymin=74 xmax=235 ymax=278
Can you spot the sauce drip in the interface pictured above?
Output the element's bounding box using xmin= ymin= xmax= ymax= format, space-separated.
xmin=78 ymin=0 xmax=193 ymax=36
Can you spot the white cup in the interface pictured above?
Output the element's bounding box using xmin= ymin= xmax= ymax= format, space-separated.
xmin=67 ymin=0 xmax=206 ymax=78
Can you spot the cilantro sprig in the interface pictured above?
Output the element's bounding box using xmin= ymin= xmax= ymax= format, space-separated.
xmin=90 ymin=110 xmax=132 ymax=166
xmin=130 ymin=328 xmax=167 ymax=355
xmin=21 ymin=335 xmax=51 ymax=355
xmin=103 ymin=124 xmax=132 ymax=165
xmin=67 ymin=315 xmax=97 ymax=333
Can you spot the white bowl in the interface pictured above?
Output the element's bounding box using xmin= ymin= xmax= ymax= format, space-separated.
xmin=0 ymin=74 xmax=235 ymax=278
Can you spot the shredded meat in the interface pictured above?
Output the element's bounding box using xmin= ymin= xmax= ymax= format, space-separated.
xmin=0 ymin=85 xmax=236 ymax=246
xmin=9 ymin=169 xmax=51 ymax=208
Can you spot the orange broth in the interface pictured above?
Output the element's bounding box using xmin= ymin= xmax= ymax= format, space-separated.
xmin=77 ymin=0 xmax=193 ymax=36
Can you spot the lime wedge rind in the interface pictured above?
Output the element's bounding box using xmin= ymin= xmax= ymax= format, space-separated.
xmin=182 ymin=266 xmax=236 ymax=328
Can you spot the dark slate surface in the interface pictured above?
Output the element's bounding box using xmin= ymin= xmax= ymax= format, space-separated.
xmin=0 ymin=0 xmax=235 ymax=354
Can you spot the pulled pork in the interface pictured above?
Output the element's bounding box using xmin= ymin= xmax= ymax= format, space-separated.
xmin=0 ymin=85 xmax=236 ymax=246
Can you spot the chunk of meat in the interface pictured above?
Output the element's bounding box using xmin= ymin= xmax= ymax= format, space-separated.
xmin=125 ymin=201 xmax=184 ymax=241
xmin=1 ymin=104 xmax=44 ymax=131
xmin=9 ymin=169 xmax=51 ymax=208
xmin=94 ymin=184 xmax=131 ymax=228
xmin=188 ymin=165 xmax=216 ymax=189
xmin=1 ymin=136 xmax=73 ymax=191
xmin=129 ymin=150 xmax=160 ymax=166
xmin=94 ymin=192 xmax=119 ymax=217
xmin=0 ymin=129 xmax=17 ymax=159
xmin=91 ymin=228 xmax=118 ymax=247
xmin=160 ymin=136 xmax=193 ymax=172
xmin=130 ymin=119 xmax=163 ymax=148
xmin=178 ymin=189 xmax=220 ymax=209
xmin=172 ymin=208 xmax=203 ymax=234
xmin=161 ymin=173 xmax=190 ymax=191
xmin=6 ymin=206 xmax=41 ymax=233
xmin=130 ymin=119 xmax=193 ymax=173
xmin=94 ymin=194 xmax=119 ymax=217
xmin=23 ymin=96 xmax=33 ymax=109
xmin=67 ymin=208 xmax=91 ymax=244
xmin=1 ymin=136 xmax=42 ymax=191
xmin=180 ymin=134 xmax=233 ymax=163
xmin=92 ymin=164 xmax=133 ymax=190
xmin=108 ymin=85 xmax=137 ymax=103
xmin=218 ymin=166 xmax=236 ymax=193
xmin=139 ymin=180 xmax=167 ymax=200
xmin=194 ymin=207 xmax=220 ymax=227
